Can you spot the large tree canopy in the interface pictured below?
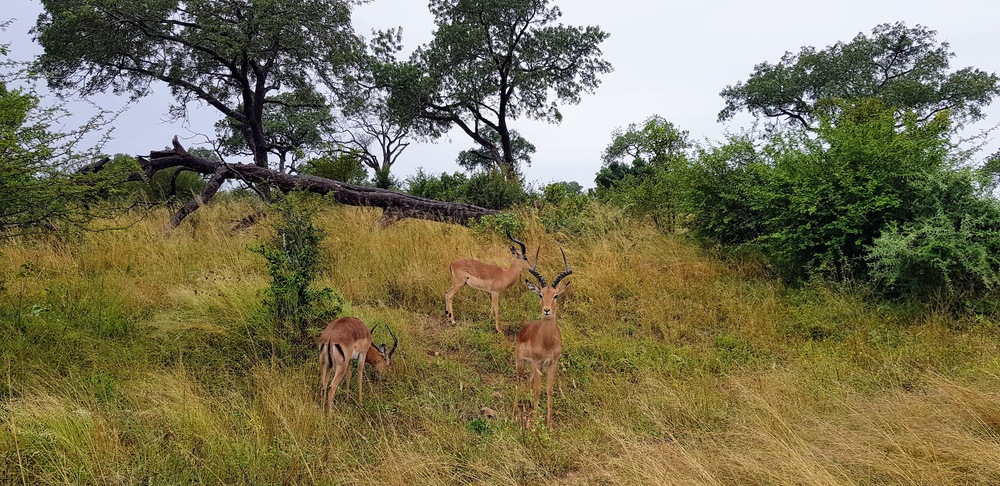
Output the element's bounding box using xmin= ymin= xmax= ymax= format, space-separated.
xmin=718 ymin=22 xmax=1000 ymax=129
xmin=32 ymin=0 xmax=365 ymax=170
xmin=382 ymin=0 xmax=611 ymax=179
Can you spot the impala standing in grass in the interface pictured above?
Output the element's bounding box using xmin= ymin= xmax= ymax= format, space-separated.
xmin=445 ymin=229 xmax=533 ymax=334
xmin=514 ymin=247 xmax=572 ymax=427
xmin=318 ymin=317 xmax=397 ymax=410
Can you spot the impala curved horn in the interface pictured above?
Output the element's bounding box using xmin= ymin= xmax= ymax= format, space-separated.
xmin=369 ymin=323 xmax=379 ymax=336
xmin=527 ymin=245 xmax=547 ymax=287
xmin=505 ymin=227 xmax=527 ymax=258
xmin=550 ymin=246 xmax=573 ymax=288
xmin=386 ymin=325 xmax=399 ymax=358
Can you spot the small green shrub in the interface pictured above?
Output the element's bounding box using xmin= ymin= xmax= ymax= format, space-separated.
xmin=252 ymin=194 xmax=345 ymax=348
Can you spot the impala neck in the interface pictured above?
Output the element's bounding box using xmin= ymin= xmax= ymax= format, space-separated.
xmin=499 ymin=257 xmax=525 ymax=286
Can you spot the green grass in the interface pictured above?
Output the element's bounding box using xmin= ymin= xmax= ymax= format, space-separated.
xmin=2 ymin=200 xmax=1000 ymax=484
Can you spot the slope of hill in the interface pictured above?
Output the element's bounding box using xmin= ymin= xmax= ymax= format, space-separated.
xmin=2 ymin=200 xmax=999 ymax=484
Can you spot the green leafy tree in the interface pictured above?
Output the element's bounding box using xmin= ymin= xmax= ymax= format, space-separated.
xmin=215 ymin=88 xmax=335 ymax=174
xmin=595 ymin=115 xmax=691 ymax=231
xmin=381 ymin=0 xmax=611 ymax=179
xmin=33 ymin=0 xmax=364 ymax=170
xmin=298 ymin=150 xmax=368 ymax=185
xmin=719 ymin=22 xmax=1000 ymax=129
xmin=688 ymin=99 xmax=973 ymax=283
xmin=0 ymin=32 xmax=128 ymax=238
xmin=457 ymin=128 xmax=535 ymax=173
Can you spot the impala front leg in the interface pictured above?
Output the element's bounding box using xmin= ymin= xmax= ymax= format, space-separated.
xmin=356 ymin=352 xmax=367 ymax=403
xmin=490 ymin=292 xmax=501 ymax=334
xmin=546 ymin=359 xmax=558 ymax=427
xmin=513 ymin=356 xmax=524 ymax=421
xmin=531 ymin=362 xmax=543 ymax=423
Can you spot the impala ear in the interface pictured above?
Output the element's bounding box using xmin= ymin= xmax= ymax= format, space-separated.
xmin=525 ymin=279 xmax=542 ymax=296
xmin=555 ymin=280 xmax=570 ymax=296
xmin=510 ymin=245 xmax=517 ymax=255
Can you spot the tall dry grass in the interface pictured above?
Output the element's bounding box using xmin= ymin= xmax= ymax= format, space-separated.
xmin=2 ymin=200 xmax=1000 ymax=484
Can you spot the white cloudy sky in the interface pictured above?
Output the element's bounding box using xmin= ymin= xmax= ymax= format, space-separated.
xmin=4 ymin=0 xmax=1000 ymax=188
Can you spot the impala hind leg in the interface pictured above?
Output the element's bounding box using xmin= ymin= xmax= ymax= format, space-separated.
xmin=343 ymin=358 xmax=353 ymax=394
xmin=444 ymin=279 xmax=465 ymax=324
xmin=327 ymin=362 xmax=348 ymax=411
xmin=319 ymin=345 xmax=330 ymax=409
xmin=356 ymin=354 xmax=367 ymax=404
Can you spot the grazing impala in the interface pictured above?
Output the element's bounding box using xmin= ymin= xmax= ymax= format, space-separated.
xmin=514 ymin=247 xmax=572 ymax=427
xmin=318 ymin=317 xmax=398 ymax=410
xmin=445 ymin=228 xmax=533 ymax=333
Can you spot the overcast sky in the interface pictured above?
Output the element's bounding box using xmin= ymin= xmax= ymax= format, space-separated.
xmin=4 ymin=1 xmax=1000 ymax=188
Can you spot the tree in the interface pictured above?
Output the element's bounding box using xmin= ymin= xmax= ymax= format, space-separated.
xmin=215 ymin=88 xmax=335 ymax=174
xmin=383 ymin=0 xmax=611 ymax=179
xmin=688 ymin=99 xmax=973 ymax=282
xmin=0 ymin=29 xmax=127 ymax=238
xmin=596 ymin=115 xmax=690 ymax=188
xmin=718 ymin=22 xmax=1000 ymax=129
xmin=457 ymin=128 xmax=535 ymax=173
xmin=120 ymin=137 xmax=499 ymax=228
xmin=298 ymin=150 xmax=369 ymax=185
xmin=33 ymin=0 xmax=364 ymax=171
xmin=339 ymin=90 xmax=412 ymax=189
xmin=594 ymin=116 xmax=691 ymax=231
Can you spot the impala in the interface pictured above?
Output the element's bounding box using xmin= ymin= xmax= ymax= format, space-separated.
xmin=318 ymin=317 xmax=398 ymax=410
xmin=445 ymin=228 xmax=533 ymax=334
xmin=514 ymin=247 xmax=572 ymax=427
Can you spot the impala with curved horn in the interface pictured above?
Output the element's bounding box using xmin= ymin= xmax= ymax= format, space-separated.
xmin=514 ymin=246 xmax=572 ymax=427
xmin=445 ymin=228 xmax=533 ymax=334
xmin=318 ymin=317 xmax=398 ymax=410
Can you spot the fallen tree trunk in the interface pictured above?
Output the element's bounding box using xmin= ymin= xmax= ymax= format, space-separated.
xmin=131 ymin=137 xmax=498 ymax=228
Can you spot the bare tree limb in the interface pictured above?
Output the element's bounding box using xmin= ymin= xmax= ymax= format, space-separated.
xmin=131 ymin=137 xmax=498 ymax=229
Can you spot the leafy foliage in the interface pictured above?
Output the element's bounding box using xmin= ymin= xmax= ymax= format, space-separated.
xmin=380 ymin=0 xmax=611 ymax=178
xmin=298 ymin=150 xmax=369 ymax=184
xmin=719 ymin=22 xmax=1000 ymax=129
xmin=594 ymin=116 xmax=692 ymax=231
xmin=457 ymin=128 xmax=535 ymax=173
xmin=867 ymin=170 xmax=1000 ymax=298
xmin=34 ymin=0 xmax=364 ymax=168
xmin=0 ymin=40 xmax=128 ymax=238
xmin=214 ymin=88 xmax=335 ymax=173
xmin=685 ymin=99 xmax=997 ymax=293
xmin=252 ymin=195 xmax=344 ymax=344
xmin=405 ymin=168 xmax=528 ymax=210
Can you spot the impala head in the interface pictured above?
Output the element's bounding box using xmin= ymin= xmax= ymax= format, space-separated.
xmin=368 ymin=323 xmax=399 ymax=373
xmin=506 ymin=228 xmax=530 ymax=268
xmin=525 ymin=246 xmax=573 ymax=319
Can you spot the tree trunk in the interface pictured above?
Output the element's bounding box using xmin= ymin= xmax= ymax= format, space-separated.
xmin=132 ymin=137 xmax=498 ymax=229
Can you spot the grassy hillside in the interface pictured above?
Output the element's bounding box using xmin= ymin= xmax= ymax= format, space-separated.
xmin=2 ymin=200 xmax=1000 ymax=484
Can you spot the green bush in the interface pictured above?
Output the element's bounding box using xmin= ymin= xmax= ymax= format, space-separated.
xmin=867 ymin=170 xmax=1000 ymax=298
xmin=299 ymin=151 xmax=368 ymax=184
xmin=252 ymin=194 xmax=345 ymax=349
xmin=684 ymin=100 xmax=963 ymax=285
xmin=405 ymin=168 xmax=528 ymax=210
xmin=537 ymin=181 xmax=591 ymax=234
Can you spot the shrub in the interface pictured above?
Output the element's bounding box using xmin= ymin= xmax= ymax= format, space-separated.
xmin=252 ymin=194 xmax=345 ymax=347
xmin=405 ymin=168 xmax=528 ymax=210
